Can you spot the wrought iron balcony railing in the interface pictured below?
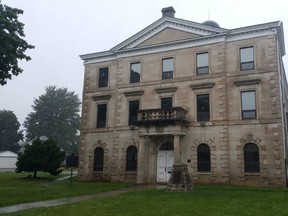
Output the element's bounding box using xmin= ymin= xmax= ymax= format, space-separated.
xmin=137 ymin=107 xmax=188 ymax=125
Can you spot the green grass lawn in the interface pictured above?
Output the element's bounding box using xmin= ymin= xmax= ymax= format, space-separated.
xmin=1 ymin=172 xmax=288 ymax=216
xmin=0 ymin=171 xmax=129 ymax=207
xmin=5 ymin=185 xmax=288 ymax=216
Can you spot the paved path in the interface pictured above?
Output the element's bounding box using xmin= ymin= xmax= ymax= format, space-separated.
xmin=0 ymin=185 xmax=160 ymax=214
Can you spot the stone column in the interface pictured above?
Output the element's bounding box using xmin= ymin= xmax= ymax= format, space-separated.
xmin=174 ymin=135 xmax=181 ymax=164
xmin=137 ymin=135 xmax=146 ymax=184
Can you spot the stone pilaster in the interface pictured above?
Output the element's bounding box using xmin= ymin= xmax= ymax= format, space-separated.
xmin=173 ymin=135 xmax=181 ymax=164
xmin=137 ymin=136 xmax=146 ymax=184
xmin=219 ymin=125 xmax=230 ymax=183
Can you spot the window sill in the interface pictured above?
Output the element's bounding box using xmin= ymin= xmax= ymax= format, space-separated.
xmin=240 ymin=69 xmax=255 ymax=72
xmin=197 ymin=171 xmax=211 ymax=174
xmin=94 ymin=127 xmax=112 ymax=131
xmin=244 ymin=172 xmax=260 ymax=175
xmin=129 ymin=125 xmax=138 ymax=130
xmin=93 ymin=171 xmax=103 ymax=174
xmin=241 ymin=118 xmax=257 ymax=121
xmin=197 ymin=121 xmax=212 ymax=127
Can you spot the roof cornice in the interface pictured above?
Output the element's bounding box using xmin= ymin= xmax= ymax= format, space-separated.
xmin=80 ymin=20 xmax=284 ymax=65
xmin=81 ymin=34 xmax=226 ymax=65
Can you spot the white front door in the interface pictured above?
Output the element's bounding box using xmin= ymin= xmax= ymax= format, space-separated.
xmin=157 ymin=151 xmax=174 ymax=182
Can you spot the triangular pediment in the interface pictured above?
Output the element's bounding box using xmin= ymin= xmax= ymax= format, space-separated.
xmin=136 ymin=27 xmax=201 ymax=47
xmin=111 ymin=17 xmax=227 ymax=51
xmin=81 ymin=18 xmax=284 ymax=65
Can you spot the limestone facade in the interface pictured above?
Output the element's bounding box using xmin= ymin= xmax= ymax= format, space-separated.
xmin=79 ymin=7 xmax=288 ymax=186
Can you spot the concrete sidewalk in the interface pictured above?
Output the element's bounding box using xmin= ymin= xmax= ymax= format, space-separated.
xmin=0 ymin=185 xmax=159 ymax=214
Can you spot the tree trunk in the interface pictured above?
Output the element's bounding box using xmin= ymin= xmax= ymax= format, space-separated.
xmin=33 ymin=170 xmax=37 ymax=178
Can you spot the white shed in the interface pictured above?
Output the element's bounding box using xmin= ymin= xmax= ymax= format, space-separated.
xmin=0 ymin=151 xmax=18 ymax=170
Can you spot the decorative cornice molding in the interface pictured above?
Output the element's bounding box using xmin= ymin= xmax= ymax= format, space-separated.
xmin=92 ymin=95 xmax=111 ymax=101
xmin=155 ymin=87 xmax=177 ymax=93
xmin=83 ymin=35 xmax=225 ymax=65
xmin=226 ymin=29 xmax=275 ymax=43
xmin=191 ymin=82 xmax=215 ymax=90
xmin=234 ymin=79 xmax=261 ymax=86
xmin=80 ymin=20 xmax=282 ymax=65
xmin=124 ymin=90 xmax=144 ymax=97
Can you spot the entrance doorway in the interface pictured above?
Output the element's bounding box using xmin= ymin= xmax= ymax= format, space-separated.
xmin=157 ymin=142 xmax=174 ymax=183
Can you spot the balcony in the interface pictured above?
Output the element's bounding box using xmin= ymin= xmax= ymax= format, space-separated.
xmin=137 ymin=107 xmax=188 ymax=126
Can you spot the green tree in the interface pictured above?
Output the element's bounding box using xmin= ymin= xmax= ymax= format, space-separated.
xmin=0 ymin=2 xmax=34 ymax=85
xmin=16 ymin=138 xmax=65 ymax=178
xmin=0 ymin=110 xmax=23 ymax=152
xmin=24 ymin=86 xmax=81 ymax=154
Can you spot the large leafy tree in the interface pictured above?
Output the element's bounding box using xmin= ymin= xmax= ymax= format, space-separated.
xmin=0 ymin=110 xmax=23 ymax=152
xmin=16 ymin=138 xmax=66 ymax=178
xmin=0 ymin=2 xmax=34 ymax=85
xmin=24 ymin=86 xmax=81 ymax=154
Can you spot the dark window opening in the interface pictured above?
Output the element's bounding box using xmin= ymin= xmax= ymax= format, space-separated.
xmin=130 ymin=62 xmax=141 ymax=83
xmin=94 ymin=147 xmax=104 ymax=171
xmin=129 ymin=100 xmax=139 ymax=125
xmin=244 ymin=143 xmax=260 ymax=172
xmin=161 ymin=97 xmax=172 ymax=109
xmin=197 ymin=94 xmax=210 ymax=121
xmin=97 ymin=104 xmax=107 ymax=128
xmin=126 ymin=146 xmax=137 ymax=171
xmin=197 ymin=144 xmax=211 ymax=172
xmin=99 ymin=67 xmax=109 ymax=87
xmin=197 ymin=143 xmax=211 ymax=172
xmin=159 ymin=141 xmax=174 ymax=150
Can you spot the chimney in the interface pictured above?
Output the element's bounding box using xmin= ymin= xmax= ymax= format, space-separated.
xmin=161 ymin=7 xmax=176 ymax=18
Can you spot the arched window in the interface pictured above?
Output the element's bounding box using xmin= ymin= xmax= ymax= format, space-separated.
xmin=244 ymin=143 xmax=260 ymax=172
xmin=159 ymin=141 xmax=174 ymax=150
xmin=126 ymin=146 xmax=137 ymax=171
xmin=197 ymin=144 xmax=211 ymax=172
xmin=93 ymin=147 xmax=104 ymax=171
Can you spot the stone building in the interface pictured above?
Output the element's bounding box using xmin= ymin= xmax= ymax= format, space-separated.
xmin=79 ymin=7 xmax=288 ymax=186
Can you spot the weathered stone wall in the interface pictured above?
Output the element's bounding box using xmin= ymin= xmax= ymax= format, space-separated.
xmin=78 ymin=29 xmax=287 ymax=186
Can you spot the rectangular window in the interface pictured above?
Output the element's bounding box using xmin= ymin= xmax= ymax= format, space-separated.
xmin=241 ymin=91 xmax=256 ymax=119
xmin=129 ymin=100 xmax=139 ymax=125
xmin=97 ymin=104 xmax=107 ymax=128
xmin=196 ymin=52 xmax=209 ymax=75
xmin=98 ymin=67 xmax=109 ymax=87
xmin=197 ymin=94 xmax=210 ymax=121
xmin=240 ymin=47 xmax=254 ymax=71
xmin=161 ymin=97 xmax=172 ymax=108
xmin=130 ymin=62 xmax=141 ymax=83
xmin=162 ymin=58 xmax=173 ymax=79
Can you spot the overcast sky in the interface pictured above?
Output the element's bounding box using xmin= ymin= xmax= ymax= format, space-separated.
xmin=1 ymin=0 xmax=288 ymax=127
